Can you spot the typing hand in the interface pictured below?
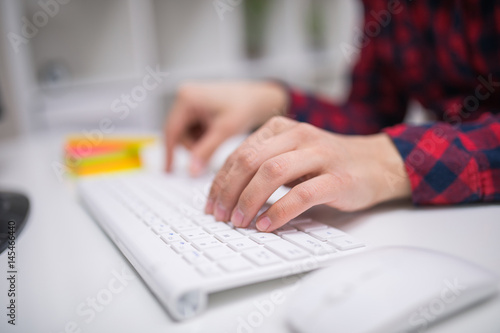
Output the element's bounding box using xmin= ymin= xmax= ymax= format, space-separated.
xmin=164 ymin=81 xmax=287 ymax=176
xmin=205 ymin=116 xmax=411 ymax=232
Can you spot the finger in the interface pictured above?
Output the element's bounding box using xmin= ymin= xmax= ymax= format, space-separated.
xmin=179 ymin=135 xmax=195 ymax=150
xmin=255 ymin=174 xmax=339 ymax=232
xmin=208 ymin=131 xmax=299 ymax=220
xmin=231 ymin=149 xmax=322 ymax=228
xmin=189 ymin=121 xmax=230 ymax=177
xmin=165 ymin=101 xmax=191 ymax=172
xmin=206 ymin=117 xmax=298 ymax=218
xmin=213 ymin=132 xmax=298 ymax=224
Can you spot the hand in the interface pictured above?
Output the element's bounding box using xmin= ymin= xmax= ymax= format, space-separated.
xmin=164 ymin=81 xmax=287 ymax=176
xmin=205 ymin=116 xmax=411 ymax=232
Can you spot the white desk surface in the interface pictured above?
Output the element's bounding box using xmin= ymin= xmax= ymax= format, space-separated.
xmin=0 ymin=132 xmax=499 ymax=333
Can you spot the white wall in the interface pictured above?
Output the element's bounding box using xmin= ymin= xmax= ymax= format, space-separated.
xmin=0 ymin=0 xmax=361 ymax=135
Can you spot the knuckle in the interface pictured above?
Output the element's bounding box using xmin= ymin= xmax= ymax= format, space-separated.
xmin=272 ymin=202 xmax=289 ymax=221
xmin=235 ymin=149 xmax=258 ymax=171
xmin=295 ymin=122 xmax=315 ymax=138
xmin=294 ymin=184 xmax=317 ymax=204
xmin=261 ymin=158 xmax=287 ymax=179
xmin=265 ymin=115 xmax=287 ymax=131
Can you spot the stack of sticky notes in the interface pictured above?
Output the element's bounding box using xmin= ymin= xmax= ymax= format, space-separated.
xmin=64 ymin=136 xmax=156 ymax=176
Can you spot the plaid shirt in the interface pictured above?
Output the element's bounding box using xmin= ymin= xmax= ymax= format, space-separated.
xmin=286 ymin=0 xmax=500 ymax=205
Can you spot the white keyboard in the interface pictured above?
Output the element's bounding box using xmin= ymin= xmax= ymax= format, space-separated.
xmin=78 ymin=172 xmax=365 ymax=320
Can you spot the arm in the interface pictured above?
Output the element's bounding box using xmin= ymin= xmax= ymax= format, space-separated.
xmin=286 ymin=1 xmax=409 ymax=135
xmin=384 ymin=113 xmax=500 ymax=205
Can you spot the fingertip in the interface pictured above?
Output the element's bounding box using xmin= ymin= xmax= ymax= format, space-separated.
xmin=256 ymin=216 xmax=272 ymax=232
xmin=189 ymin=156 xmax=206 ymax=177
xmin=205 ymin=198 xmax=214 ymax=215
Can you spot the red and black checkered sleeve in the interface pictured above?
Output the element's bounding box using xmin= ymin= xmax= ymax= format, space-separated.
xmin=285 ymin=0 xmax=408 ymax=135
xmin=383 ymin=113 xmax=500 ymax=205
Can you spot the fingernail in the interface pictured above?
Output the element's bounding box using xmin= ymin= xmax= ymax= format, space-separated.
xmin=231 ymin=208 xmax=244 ymax=227
xmin=190 ymin=157 xmax=205 ymax=177
xmin=257 ymin=216 xmax=271 ymax=232
xmin=205 ymin=198 xmax=214 ymax=214
xmin=214 ymin=203 xmax=227 ymax=221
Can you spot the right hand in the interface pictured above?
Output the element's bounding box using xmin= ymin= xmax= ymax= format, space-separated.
xmin=164 ymin=81 xmax=288 ymax=176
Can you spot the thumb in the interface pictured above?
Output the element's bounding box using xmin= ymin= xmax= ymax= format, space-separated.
xmin=189 ymin=124 xmax=229 ymax=177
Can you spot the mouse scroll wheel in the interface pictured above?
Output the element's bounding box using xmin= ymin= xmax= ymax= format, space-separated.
xmin=325 ymin=282 xmax=353 ymax=303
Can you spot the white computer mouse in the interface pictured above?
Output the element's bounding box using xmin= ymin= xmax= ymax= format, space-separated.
xmin=287 ymin=246 xmax=499 ymax=333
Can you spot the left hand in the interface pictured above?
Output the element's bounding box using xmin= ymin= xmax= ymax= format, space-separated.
xmin=205 ymin=116 xmax=411 ymax=232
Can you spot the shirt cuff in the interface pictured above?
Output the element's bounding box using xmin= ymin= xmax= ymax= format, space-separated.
xmin=383 ymin=123 xmax=482 ymax=205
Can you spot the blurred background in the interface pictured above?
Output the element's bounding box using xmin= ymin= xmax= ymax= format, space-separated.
xmin=0 ymin=0 xmax=361 ymax=140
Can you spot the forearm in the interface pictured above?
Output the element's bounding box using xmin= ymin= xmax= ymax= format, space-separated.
xmin=383 ymin=113 xmax=500 ymax=205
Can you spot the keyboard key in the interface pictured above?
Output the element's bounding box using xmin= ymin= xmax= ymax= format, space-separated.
xmin=214 ymin=230 xmax=244 ymax=242
xmin=218 ymin=256 xmax=253 ymax=272
xmin=191 ymin=237 xmax=222 ymax=250
xmin=166 ymin=216 xmax=192 ymax=226
xmin=309 ymin=227 xmax=346 ymax=241
xmin=171 ymin=240 xmax=196 ymax=253
xmin=288 ymin=218 xmax=312 ymax=225
xmin=152 ymin=224 xmax=171 ymax=235
xmin=294 ymin=221 xmax=328 ymax=233
xmin=193 ymin=215 xmax=217 ymax=225
xmin=196 ymin=263 xmax=222 ymax=277
xmin=203 ymin=222 xmax=231 ymax=233
xmin=243 ymin=248 xmax=282 ymax=266
xmin=250 ymin=232 xmax=280 ymax=244
xmin=226 ymin=238 xmax=259 ymax=251
xmin=178 ymin=204 xmax=200 ymax=219
xmin=183 ymin=250 xmax=211 ymax=266
xmin=235 ymin=226 xmax=258 ymax=235
xmin=204 ymin=246 xmax=237 ymax=260
xmin=282 ymin=232 xmax=336 ymax=255
xmin=171 ymin=222 xmax=197 ymax=233
xmin=273 ymin=224 xmax=297 ymax=236
xmin=264 ymin=240 xmax=308 ymax=260
xmin=162 ymin=214 xmax=183 ymax=225
xmin=160 ymin=232 xmax=182 ymax=244
xmin=180 ymin=228 xmax=211 ymax=241
xmin=328 ymin=236 xmax=365 ymax=250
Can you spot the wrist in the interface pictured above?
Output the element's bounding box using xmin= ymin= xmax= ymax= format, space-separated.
xmin=372 ymin=133 xmax=411 ymax=203
xmin=261 ymin=81 xmax=288 ymax=118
